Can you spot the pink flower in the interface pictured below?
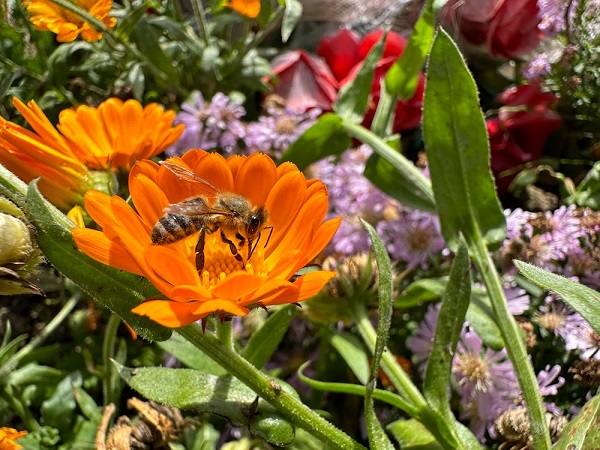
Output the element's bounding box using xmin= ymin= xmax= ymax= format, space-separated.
xmin=488 ymin=84 xmax=562 ymax=194
xmin=443 ymin=0 xmax=542 ymax=59
xmin=269 ymin=50 xmax=338 ymax=112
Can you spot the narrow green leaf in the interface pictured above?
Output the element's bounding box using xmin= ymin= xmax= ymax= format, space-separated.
xmin=131 ymin=17 xmax=179 ymax=85
xmin=395 ymin=278 xmax=504 ymax=350
xmin=281 ymin=0 xmax=302 ymax=43
xmin=424 ymin=237 xmax=469 ymax=415
xmin=567 ymin=160 xmax=600 ymax=209
xmin=297 ymin=362 xmax=414 ymax=414
xmin=362 ymin=219 xmax=395 ymax=450
xmin=515 ymin=261 xmax=600 ymax=336
xmin=364 ymin=153 xmax=435 ymax=213
xmin=72 ymin=385 xmax=102 ymax=422
xmin=343 ymin=121 xmax=436 ymax=212
xmin=116 ymin=363 xmax=296 ymax=446
xmin=387 ymin=419 xmax=443 ymax=449
xmin=114 ymin=1 xmax=147 ymax=38
xmin=25 ymin=181 xmax=171 ymax=342
xmin=385 ymin=0 xmax=434 ymax=99
xmin=553 ymin=393 xmax=600 ymax=449
xmin=329 ymin=331 xmax=370 ymax=385
xmin=241 ymin=305 xmax=295 ymax=368
xmin=423 ymin=29 xmax=505 ymax=250
xmin=279 ymin=113 xmax=350 ymax=170
xmin=129 ymin=63 xmax=145 ymax=101
xmin=334 ymin=34 xmax=385 ymax=123
xmin=5 ymin=364 xmax=64 ymax=387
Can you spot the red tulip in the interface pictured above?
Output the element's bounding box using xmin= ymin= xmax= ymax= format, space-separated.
xmin=443 ymin=0 xmax=541 ymax=59
xmin=488 ymin=85 xmax=562 ymax=194
xmin=269 ymin=50 xmax=338 ymax=111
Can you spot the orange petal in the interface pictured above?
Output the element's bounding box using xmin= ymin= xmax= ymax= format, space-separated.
xmin=297 ymin=217 xmax=342 ymax=270
xmin=72 ymin=228 xmax=143 ymax=275
xmin=210 ymin=272 xmax=264 ymax=299
xmin=264 ymin=170 xmax=307 ymax=246
xmin=129 ymin=171 xmax=169 ymax=226
xmin=234 ymin=153 xmax=277 ymax=206
xmin=144 ymin=246 xmax=200 ymax=287
xmin=170 ymin=284 xmax=213 ymax=301
xmin=241 ymin=278 xmax=294 ymax=305
xmin=189 ymin=152 xmax=234 ymax=193
xmin=192 ymin=299 xmax=249 ymax=317
xmin=294 ymin=270 xmax=337 ymax=300
xmin=132 ymin=300 xmax=201 ymax=327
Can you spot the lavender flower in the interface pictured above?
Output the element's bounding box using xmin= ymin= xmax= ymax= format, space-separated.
xmin=538 ymin=0 xmax=578 ymax=37
xmin=564 ymin=321 xmax=600 ymax=361
xmin=166 ymin=91 xmax=246 ymax=156
xmin=503 ymin=281 xmax=531 ymax=316
xmin=245 ymin=107 xmax=320 ymax=158
xmin=406 ymin=302 xmax=441 ymax=371
xmin=534 ymin=296 xmax=586 ymax=341
xmin=544 ymin=205 xmax=584 ymax=260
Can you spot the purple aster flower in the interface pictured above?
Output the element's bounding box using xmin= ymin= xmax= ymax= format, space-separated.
xmin=522 ymin=51 xmax=553 ymax=80
xmin=245 ymin=107 xmax=320 ymax=158
xmin=535 ymin=296 xmax=586 ymax=341
xmin=535 ymin=364 xmax=565 ymax=397
xmin=377 ymin=209 xmax=445 ymax=269
xmin=538 ymin=0 xmax=578 ymax=37
xmin=505 ymin=208 xmax=535 ymax=241
xmin=166 ymin=91 xmax=246 ymax=156
xmin=406 ymin=302 xmax=441 ymax=372
xmin=563 ymin=247 xmax=600 ymax=288
xmin=544 ymin=205 xmax=584 ymax=259
xmin=564 ymin=321 xmax=600 ymax=361
xmin=503 ymin=280 xmax=531 ymax=316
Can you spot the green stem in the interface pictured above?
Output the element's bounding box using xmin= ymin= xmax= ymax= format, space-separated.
xmin=178 ymin=323 xmax=366 ymax=450
xmin=349 ymin=298 xmax=423 ymax=417
xmin=472 ymin=238 xmax=551 ymax=449
xmin=216 ymin=320 xmax=233 ymax=350
xmin=189 ymin=0 xmax=211 ymax=44
xmin=0 ymin=294 xmax=80 ymax=379
xmin=102 ymin=313 xmax=121 ymax=407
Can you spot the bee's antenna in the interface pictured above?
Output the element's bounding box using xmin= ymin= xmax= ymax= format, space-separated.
xmin=248 ymin=226 xmax=274 ymax=260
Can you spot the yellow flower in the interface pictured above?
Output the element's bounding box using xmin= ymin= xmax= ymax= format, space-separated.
xmin=0 ymin=427 xmax=27 ymax=450
xmin=73 ymin=149 xmax=341 ymax=327
xmin=223 ymin=0 xmax=261 ymax=18
xmin=57 ymin=98 xmax=184 ymax=170
xmin=24 ymin=0 xmax=116 ymax=42
xmin=0 ymin=98 xmax=92 ymax=210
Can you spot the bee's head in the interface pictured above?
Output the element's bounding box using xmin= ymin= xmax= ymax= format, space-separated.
xmin=247 ymin=207 xmax=268 ymax=238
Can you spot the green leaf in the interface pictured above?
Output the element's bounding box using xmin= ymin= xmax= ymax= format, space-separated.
xmin=297 ymin=362 xmax=414 ymax=414
xmin=158 ymin=333 xmax=226 ymax=375
xmin=387 ymin=419 xmax=444 ymax=449
xmin=424 ymin=238 xmax=469 ymax=412
xmin=116 ymin=363 xmax=296 ymax=446
xmin=241 ymin=305 xmax=295 ymax=368
xmin=396 ymin=278 xmax=504 ymax=350
xmin=362 ymin=220 xmax=395 ymax=450
xmin=41 ymin=372 xmax=80 ymax=434
xmin=25 ymin=181 xmax=171 ymax=342
xmin=553 ymin=393 xmax=600 ymax=449
xmin=129 ymin=63 xmax=145 ymax=101
xmin=72 ymin=385 xmax=102 ymax=422
xmin=131 ymin=17 xmax=179 ymax=86
xmin=515 ymin=261 xmax=600 ymax=336
xmin=344 ymin=121 xmax=436 ymax=212
xmin=0 ymin=164 xmax=28 ymax=209
xmin=334 ymin=34 xmax=385 ymax=123
xmin=279 ymin=113 xmax=350 ymax=170
xmin=5 ymin=364 xmax=64 ymax=387
xmin=329 ymin=331 xmax=370 ymax=385
xmin=385 ymin=0 xmax=434 ymax=99
xmin=364 ymin=153 xmax=435 ymax=213
xmin=281 ymin=0 xmax=302 ymax=43
xmin=422 ymin=29 xmax=505 ymax=250
xmin=567 ymin=160 xmax=600 ymax=209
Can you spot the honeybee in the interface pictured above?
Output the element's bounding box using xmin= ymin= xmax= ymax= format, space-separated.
xmin=151 ymin=162 xmax=271 ymax=272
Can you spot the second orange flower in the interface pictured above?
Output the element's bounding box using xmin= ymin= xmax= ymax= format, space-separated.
xmin=73 ymin=149 xmax=341 ymax=327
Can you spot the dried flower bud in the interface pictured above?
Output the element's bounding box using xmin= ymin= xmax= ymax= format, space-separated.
xmin=569 ymin=359 xmax=600 ymax=388
xmin=494 ymin=407 xmax=567 ymax=449
xmin=0 ymin=212 xmax=32 ymax=266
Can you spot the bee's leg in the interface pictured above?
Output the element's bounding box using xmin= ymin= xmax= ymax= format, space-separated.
xmin=195 ymin=228 xmax=207 ymax=273
xmin=221 ymin=231 xmax=243 ymax=263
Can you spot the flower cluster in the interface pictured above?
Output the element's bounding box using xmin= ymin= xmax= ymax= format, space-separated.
xmin=166 ymin=92 xmax=321 ymax=159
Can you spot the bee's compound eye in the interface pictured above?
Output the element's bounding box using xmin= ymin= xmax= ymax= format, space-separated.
xmin=248 ymin=215 xmax=261 ymax=235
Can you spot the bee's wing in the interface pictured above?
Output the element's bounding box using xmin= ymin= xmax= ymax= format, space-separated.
xmin=163 ymin=201 xmax=235 ymax=217
xmin=160 ymin=161 xmax=222 ymax=197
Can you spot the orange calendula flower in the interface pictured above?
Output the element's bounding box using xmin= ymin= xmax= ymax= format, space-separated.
xmin=24 ymin=0 xmax=116 ymax=42
xmin=57 ymin=98 xmax=184 ymax=170
xmin=0 ymin=427 xmax=27 ymax=450
xmin=0 ymin=98 xmax=93 ymax=210
xmin=223 ymin=0 xmax=260 ymax=18
xmin=73 ymin=149 xmax=341 ymax=327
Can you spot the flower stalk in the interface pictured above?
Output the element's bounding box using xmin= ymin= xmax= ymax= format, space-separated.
xmin=177 ymin=323 xmax=366 ymax=450
xmin=471 ymin=237 xmax=552 ymax=449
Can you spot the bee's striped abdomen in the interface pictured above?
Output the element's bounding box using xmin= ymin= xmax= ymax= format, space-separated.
xmin=151 ymin=214 xmax=204 ymax=244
